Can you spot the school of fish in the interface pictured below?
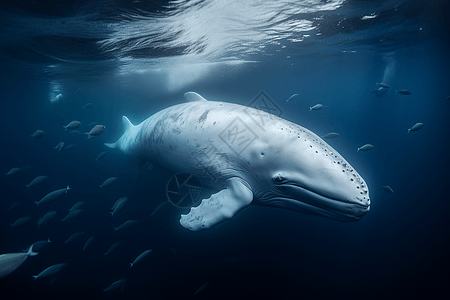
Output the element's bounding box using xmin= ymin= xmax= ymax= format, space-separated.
xmin=2 ymin=79 xmax=428 ymax=294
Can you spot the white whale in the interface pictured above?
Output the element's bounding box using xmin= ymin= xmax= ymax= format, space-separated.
xmin=106 ymin=92 xmax=370 ymax=231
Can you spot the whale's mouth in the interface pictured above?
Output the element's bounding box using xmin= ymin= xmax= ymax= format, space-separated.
xmin=257 ymin=184 xmax=370 ymax=222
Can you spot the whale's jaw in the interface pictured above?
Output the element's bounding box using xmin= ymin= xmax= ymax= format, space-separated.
xmin=255 ymin=184 xmax=370 ymax=222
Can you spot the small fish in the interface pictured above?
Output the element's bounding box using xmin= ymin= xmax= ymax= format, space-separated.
xmin=27 ymin=239 xmax=51 ymax=253
xmin=193 ymin=282 xmax=210 ymax=296
xmin=309 ymin=104 xmax=324 ymax=111
xmin=31 ymin=130 xmax=45 ymax=139
xmin=10 ymin=217 xmax=31 ymax=228
xmin=35 ymin=185 xmax=70 ymax=206
xmin=371 ymin=87 xmax=389 ymax=97
xmin=69 ymin=201 xmax=84 ymax=211
xmin=32 ymin=263 xmax=67 ymax=280
xmin=26 ymin=175 xmax=48 ymax=189
xmin=111 ymin=197 xmax=128 ymax=217
xmin=321 ymin=132 xmax=339 ymax=139
xmin=64 ymin=144 xmax=77 ymax=151
xmin=65 ymin=232 xmax=84 ymax=244
xmin=27 ymin=239 xmax=51 ymax=252
xmin=54 ymin=142 xmax=65 ymax=151
xmin=130 ymin=249 xmax=152 ymax=267
xmin=104 ymin=278 xmax=126 ymax=292
xmin=63 ymin=120 xmax=81 ymax=131
xmin=85 ymin=125 xmax=105 ymax=139
xmin=8 ymin=202 xmax=19 ymax=211
xmin=382 ymin=186 xmax=394 ymax=193
xmin=37 ymin=211 xmax=57 ymax=227
xmin=357 ymin=144 xmax=374 ymax=152
xmin=408 ymin=122 xmax=423 ymax=133
xmin=82 ymin=103 xmax=93 ymax=109
xmin=83 ymin=236 xmax=94 ymax=252
xmin=6 ymin=167 xmax=21 ymax=175
xmin=150 ymin=201 xmax=169 ymax=217
xmin=100 ymin=177 xmax=118 ymax=188
xmin=69 ymin=130 xmax=81 ymax=136
xmin=95 ymin=151 xmax=107 ymax=162
xmin=0 ymin=245 xmax=38 ymax=279
xmin=61 ymin=209 xmax=83 ymax=222
xmin=376 ymin=82 xmax=390 ymax=89
xmin=114 ymin=220 xmax=138 ymax=231
xmin=395 ymin=89 xmax=411 ymax=95
xmin=286 ymin=94 xmax=299 ymax=102
xmin=104 ymin=242 xmax=122 ymax=256
xmin=111 ymin=197 xmax=127 ymax=210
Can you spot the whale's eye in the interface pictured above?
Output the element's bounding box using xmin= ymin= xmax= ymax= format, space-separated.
xmin=273 ymin=174 xmax=285 ymax=183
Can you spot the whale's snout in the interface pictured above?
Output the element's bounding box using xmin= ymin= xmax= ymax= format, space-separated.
xmin=254 ymin=133 xmax=372 ymax=222
xmin=348 ymin=196 xmax=371 ymax=220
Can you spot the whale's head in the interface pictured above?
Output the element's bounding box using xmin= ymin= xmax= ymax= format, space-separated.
xmin=251 ymin=126 xmax=370 ymax=222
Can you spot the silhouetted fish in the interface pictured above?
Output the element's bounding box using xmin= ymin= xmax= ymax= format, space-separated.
xmin=6 ymin=167 xmax=21 ymax=175
xmin=63 ymin=120 xmax=81 ymax=131
xmin=382 ymin=186 xmax=394 ymax=193
xmin=309 ymin=104 xmax=324 ymax=111
xmin=130 ymin=249 xmax=152 ymax=267
xmin=32 ymin=263 xmax=67 ymax=280
xmin=61 ymin=209 xmax=83 ymax=222
xmin=286 ymin=94 xmax=299 ymax=102
xmin=37 ymin=211 xmax=56 ymax=227
xmin=83 ymin=236 xmax=94 ymax=252
xmin=10 ymin=217 xmax=31 ymax=228
xmin=27 ymin=239 xmax=51 ymax=252
xmin=85 ymin=125 xmax=105 ymax=139
xmin=69 ymin=202 xmax=84 ymax=211
xmin=357 ymin=144 xmax=374 ymax=152
xmin=321 ymin=132 xmax=339 ymax=139
xmin=114 ymin=220 xmax=138 ymax=231
xmin=193 ymin=282 xmax=210 ymax=296
xmin=100 ymin=177 xmax=118 ymax=188
xmin=104 ymin=278 xmax=126 ymax=292
xmin=111 ymin=197 xmax=128 ymax=217
xmin=95 ymin=151 xmax=107 ymax=161
xmin=65 ymin=232 xmax=84 ymax=244
xmin=376 ymin=82 xmax=390 ymax=89
xmin=104 ymin=242 xmax=122 ymax=256
xmin=150 ymin=201 xmax=169 ymax=217
xmin=407 ymin=122 xmax=423 ymax=133
xmin=26 ymin=175 xmax=48 ymax=189
xmin=35 ymin=186 xmax=70 ymax=206
xmin=31 ymin=130 xmax=45 ymax=139
xmin=395 ymin=89 xmax=411 ymax=95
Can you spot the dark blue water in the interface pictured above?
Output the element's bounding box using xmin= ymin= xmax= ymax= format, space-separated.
xmin=1 ymin=1 xmax=449 ymax=299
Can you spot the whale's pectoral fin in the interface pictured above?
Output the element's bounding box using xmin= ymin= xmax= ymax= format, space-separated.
xmin=180 ymin=177 xmax=253 ymax=231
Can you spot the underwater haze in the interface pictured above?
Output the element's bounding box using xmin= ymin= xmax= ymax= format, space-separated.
xmin=1 ymin=0 xmax=450 ymax=299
